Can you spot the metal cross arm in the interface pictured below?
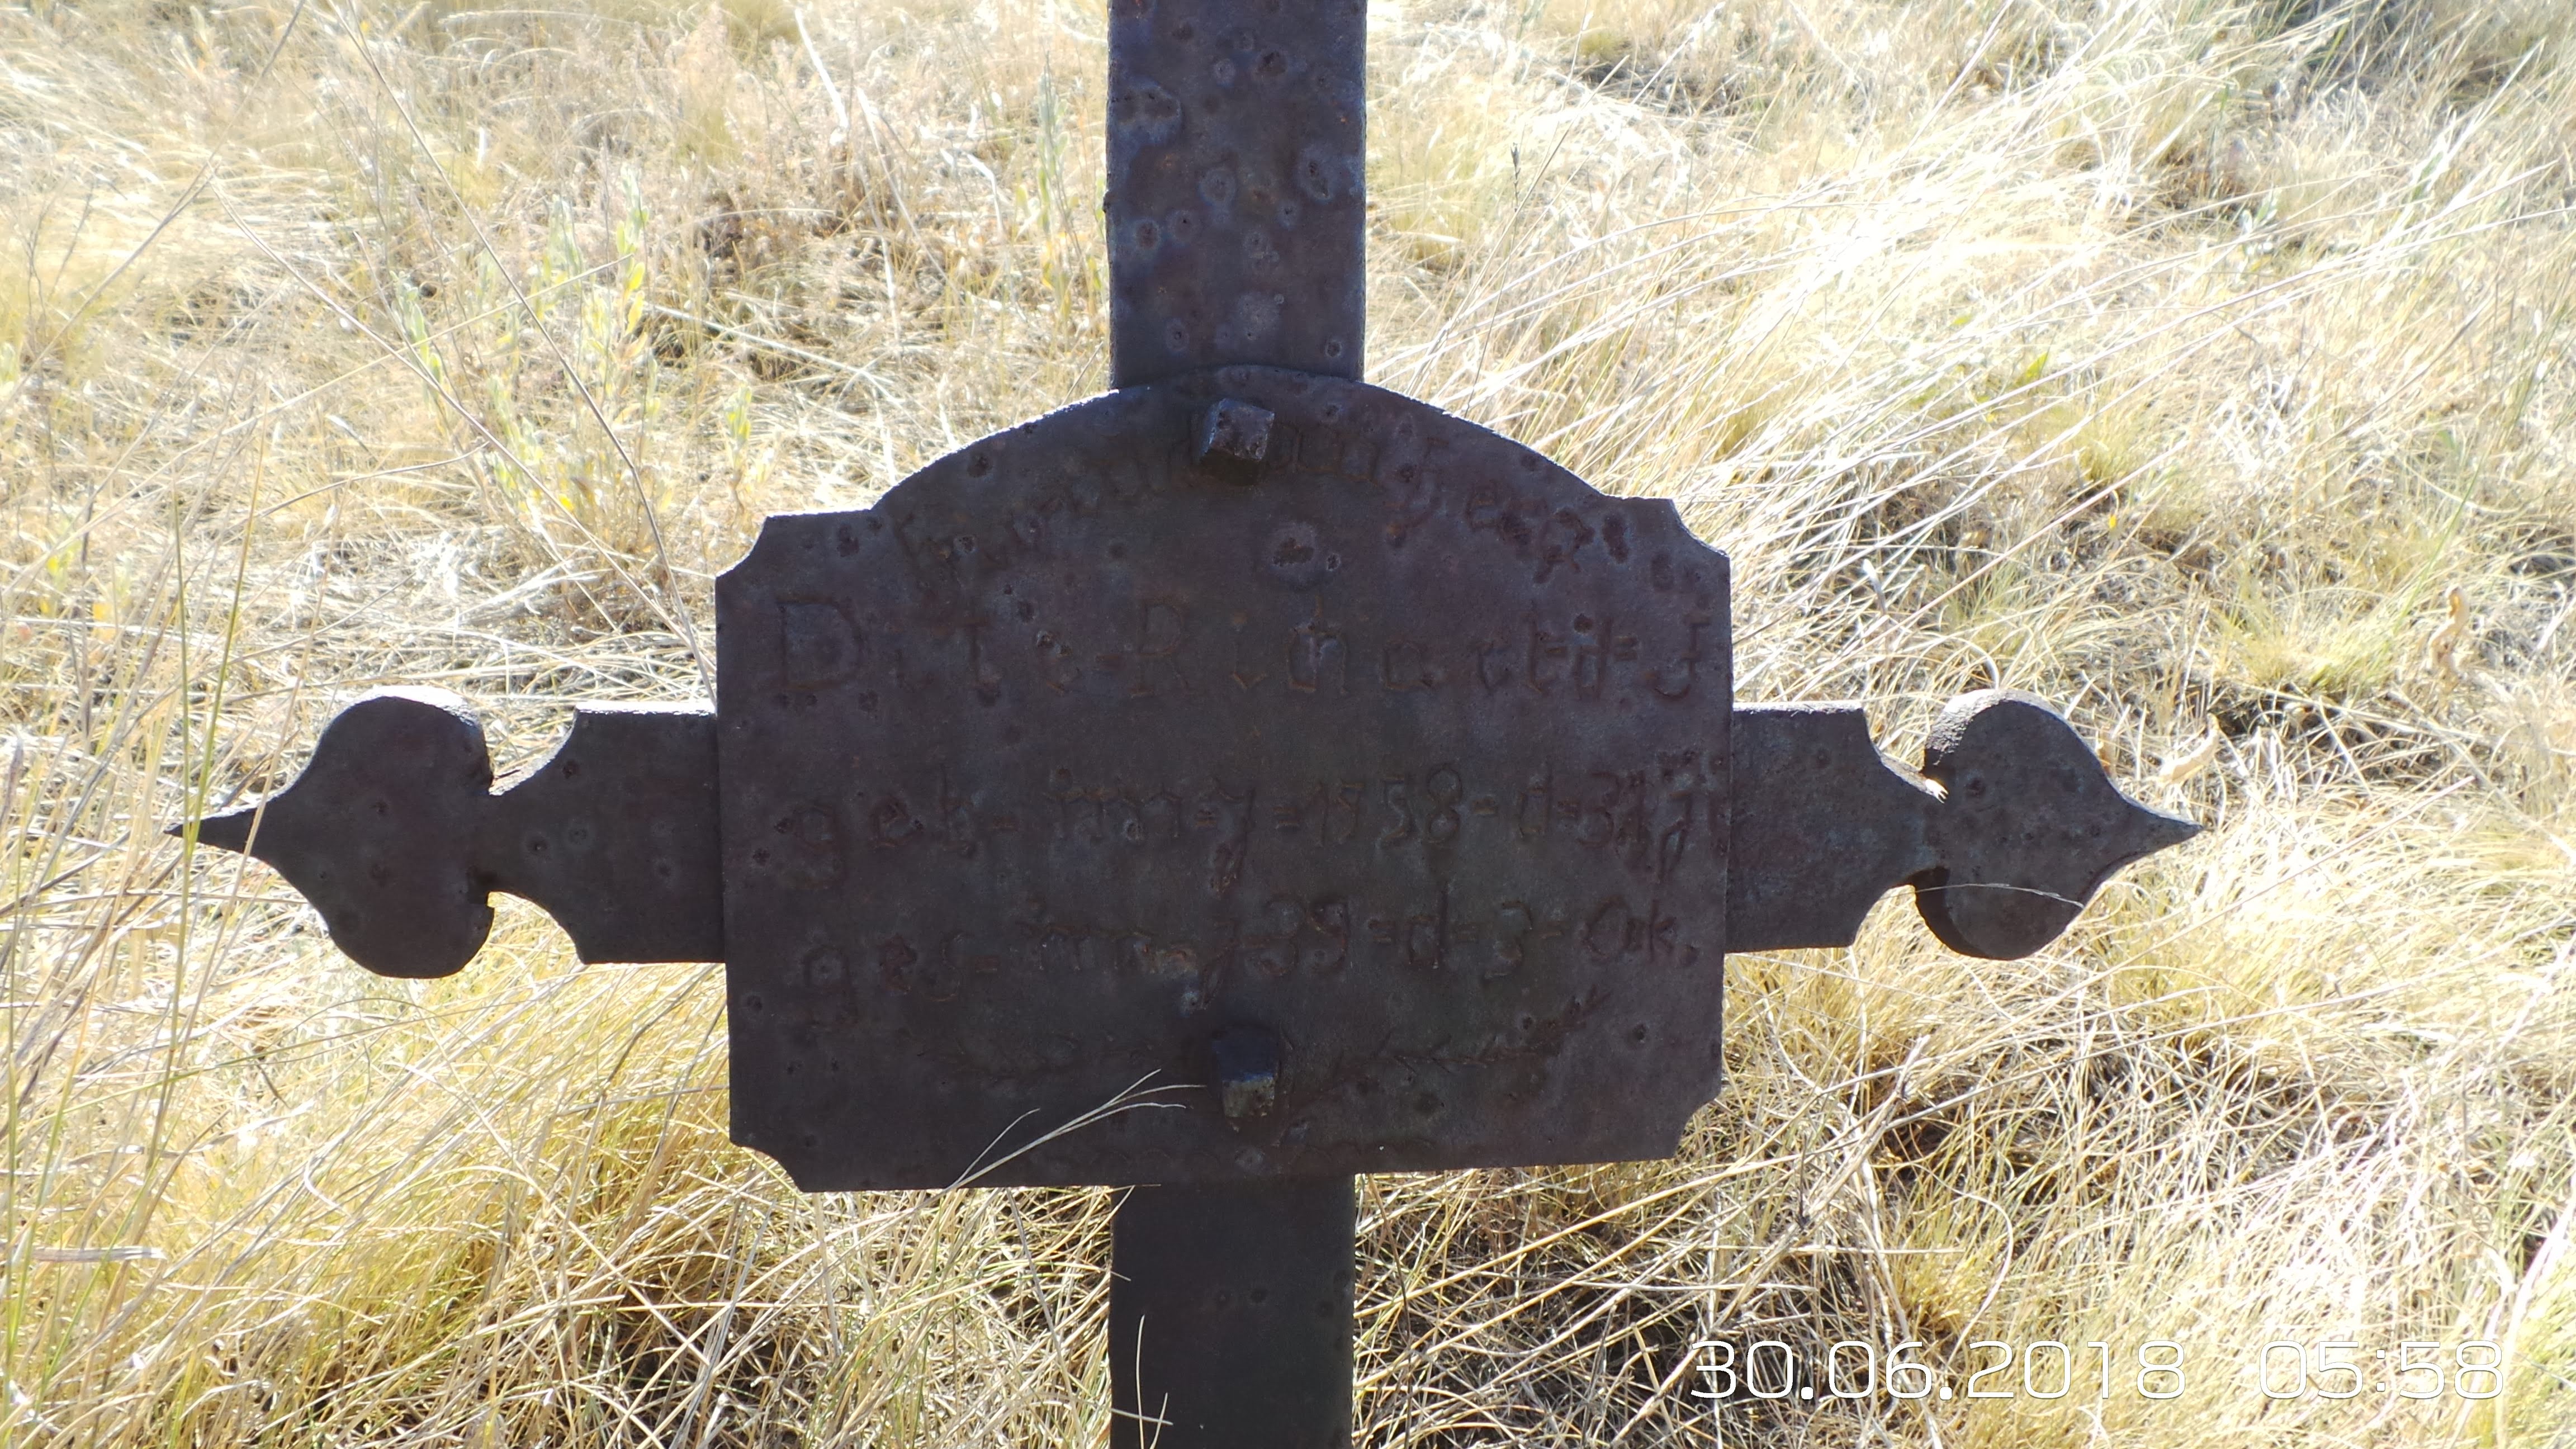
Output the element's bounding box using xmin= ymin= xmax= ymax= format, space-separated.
xmin=177 ymin=494 xmax=2193 ymax=1188
xmin=171 ymin=0 xmax=2195 ymax=1442
xmin=182 ymin=694 xmax=720 ymax=978
xmin=184 ymin=685 xmax=2186 ymax=1005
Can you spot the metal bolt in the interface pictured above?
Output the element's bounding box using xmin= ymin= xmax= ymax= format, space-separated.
xmin=1213 ymin=1024 xmax=1280 ymax=1123
xmin=1197 ymin=398 xmax=1274 ymax=467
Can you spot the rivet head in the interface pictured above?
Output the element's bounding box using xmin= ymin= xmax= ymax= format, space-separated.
xmin=1197 ymin=397 xmax=1275 ymax=468
xmin=1213 ymin=1024 xmax=1281 ymax=1123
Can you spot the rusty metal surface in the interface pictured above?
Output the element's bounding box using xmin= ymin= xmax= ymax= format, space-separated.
xmin=1725 ymin=702 xmax=1936 ymax=954
xmin=1109 ymin=0 xmax=1365 ymax=386
xmin=169 ymin=0 xmax=2201 ymax=1220
xmin=158 ymin=0 xmax=2208 ymax=1438
xmin=716 ymin=363 xmax=1731 ymax=1191
xmin=1110 ymin=1177 xmax=1355 ymax=1448
xmin=1727 ymin=693 xmax=2195 ymax=957
xmin=182 ymin=691 xmax=721 ymax=975
xmin=1915 ymin=690 xmax=2198 ymax=958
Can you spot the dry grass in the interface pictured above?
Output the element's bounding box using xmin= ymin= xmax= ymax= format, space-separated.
xmin=4 ymin=0 xmax=2574 ymax=1442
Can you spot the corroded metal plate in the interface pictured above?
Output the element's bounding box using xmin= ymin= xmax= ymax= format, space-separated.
xmin=715 ymin=365 xmax=1730 ymax=1189
xmin=1107 ymin=0 xmax=1366 ymax=384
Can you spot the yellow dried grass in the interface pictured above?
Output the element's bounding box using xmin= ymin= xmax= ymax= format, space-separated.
xmin=3 ymin=0 xmax=2573 ymax=1443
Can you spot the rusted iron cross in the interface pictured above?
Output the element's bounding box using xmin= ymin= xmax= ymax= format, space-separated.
xmin=181 ymin=3 xmax=2195 ymax=1442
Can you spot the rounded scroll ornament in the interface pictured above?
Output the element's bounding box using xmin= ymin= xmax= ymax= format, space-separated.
xmin=176 ymin=689 xmax=722 ymax=976
xmin=1912 ymin=690 xmax=2199 ymax=959
xmin=1725 ymin=689 xmax=2196 ymax=960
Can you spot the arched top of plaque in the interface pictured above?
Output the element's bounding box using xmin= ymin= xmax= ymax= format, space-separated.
xmin=714 ymin=366 xmax=1733 ymax=1190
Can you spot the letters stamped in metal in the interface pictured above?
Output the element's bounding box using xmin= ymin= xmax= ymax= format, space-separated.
xmin=716 ymin=365 xmax=1732 ymax=1190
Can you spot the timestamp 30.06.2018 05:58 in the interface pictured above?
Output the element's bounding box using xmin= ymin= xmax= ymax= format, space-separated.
xmin=1687 ymin=1338 xmax=2513 ymax=1406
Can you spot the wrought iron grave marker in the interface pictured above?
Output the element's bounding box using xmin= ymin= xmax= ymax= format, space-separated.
xmin=179 ymin=2 xmax=2197 ymax=1441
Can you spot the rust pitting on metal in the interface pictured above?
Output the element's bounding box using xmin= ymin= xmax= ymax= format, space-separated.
xmin=160 ymin=0 xmax=2209 ymax=1183
xmin=163 ymin=0 xmax=2206 ymax=1439
xmin=1725 ymin=694 xmax=2195 ymax=956
xmin=178 ymin=690 xmax=722 ymax=976
xmin=715 ymin=364 xmax=1731 ymax=1191
xmin=1915 ymin=690 xmax=2198 ymax=958
xmin=1109 ymin=0 xmax=1366 ymax=385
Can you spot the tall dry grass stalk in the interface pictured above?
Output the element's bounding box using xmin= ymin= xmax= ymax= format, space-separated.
xmin=3 ymin=0 xmax=2573 ymax=1441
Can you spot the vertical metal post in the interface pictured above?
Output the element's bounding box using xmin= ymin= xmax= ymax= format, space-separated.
xmin=1106 ymin=0 xmax=1367 ymax=388
xmin=1110 ymin=1180 xmax=1357 ymax=1448
xmin=1104 ymin=0 xmax=1367 ymax=1441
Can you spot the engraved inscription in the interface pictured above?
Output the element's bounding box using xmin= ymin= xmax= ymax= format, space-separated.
xmin=717 ymin=368 xmax=1731 ymax=1190
xmin=781 ymin=595 xmax=1708 ymax=706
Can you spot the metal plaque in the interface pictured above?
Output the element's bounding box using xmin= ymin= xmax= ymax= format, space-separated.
xmin=715 ymin=365 xmax=1731 ymax=1190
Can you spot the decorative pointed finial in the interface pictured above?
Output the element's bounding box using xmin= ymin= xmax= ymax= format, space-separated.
xmin=174 ymin=689 xmax=723 ymax=977
xmin=1913 ymin=690 xmax=2201 ymax=959
xmin=1728 ymin=689 xmax=2198 ymax=958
